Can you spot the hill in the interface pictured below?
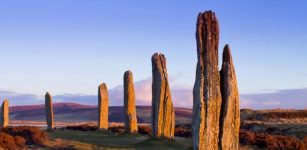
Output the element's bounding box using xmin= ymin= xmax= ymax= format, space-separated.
xmin=10 ymin=103 xmax=192 ymax=124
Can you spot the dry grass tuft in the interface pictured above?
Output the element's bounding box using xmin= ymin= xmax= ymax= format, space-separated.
xmin=14 ymin=136 xmax=26 ymax=148
xmin=0 ymin=126 xmax=48 ymax=145
xmin=240 ymin=129 xmax=306 ymax=150
xmin=241 ymin=109 xmax=307 ymax=121
xmin=0 ymin=126 xmax=47 ymax=149
xmin=138 ymin=125 xmax=152 ymax=135
xmin=64 ymin=124 xmax=98 ymax=132
xmin=0 ymin=132 xmax=22 ymax=149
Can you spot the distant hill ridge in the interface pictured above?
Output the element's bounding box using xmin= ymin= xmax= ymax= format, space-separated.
xmin=9 ymin=102 xmax=193 ymax=124
xmin=9 ymin=103 xmax=306 ymax=124
xmin=10 ymin=102 xmax=96 ymax=112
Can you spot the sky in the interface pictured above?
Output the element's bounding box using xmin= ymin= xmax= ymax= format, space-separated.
xmin=0 ymin=1 xmax=306 ymax=109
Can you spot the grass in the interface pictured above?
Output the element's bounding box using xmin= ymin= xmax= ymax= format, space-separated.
xmin=136 ymin=137 xmax=192 ymax=150
xmin=241 ymin=119 xmax=307 ymax=139
xmin=47 ymin=130 xmax=192 ymax=150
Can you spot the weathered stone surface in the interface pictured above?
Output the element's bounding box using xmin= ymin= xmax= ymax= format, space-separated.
xmin=0 ymin=99 xmax=9 ymax=127
xmin=98 ymin=83 xmax=109 ymax=130
xmin=124 ymin=71 xmax=138 ymax=133
xmin=151 ymin=53 xmax=175 ymax=139
xmin=192 ymin=11 xmax=222 ymax=150
xmin=219 ymin=45 xmax=240 ymax=150
xmin=45 ymin=92 xmax=54 ymax=130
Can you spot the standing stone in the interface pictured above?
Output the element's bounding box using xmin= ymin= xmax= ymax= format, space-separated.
xmin=0 ymin=99 xmax=9 ymax=127
xmin=45 ymin=92 xmax=54 ymax=130
xmin=151 ymin=53 xmax=175 ymax=139
xmin=98 ymin=83 xmax=109 ymax=130
xmin=219 ymin=45 xmax=240 ymax=150
xmin=124 ymin=71 xmax=138 ymax=133
xmin=192 ymin=11 xmax=222 ymax=150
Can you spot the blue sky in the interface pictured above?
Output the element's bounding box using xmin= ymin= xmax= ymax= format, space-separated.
xmin=0 ymin=1 xmax=306 ymax=108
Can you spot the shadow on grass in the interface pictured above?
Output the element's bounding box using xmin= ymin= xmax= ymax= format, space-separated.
xmin=49 ymin=130 xmax=192 ymax=150
xmin=134 ymin=137 xmax=192 ymax=150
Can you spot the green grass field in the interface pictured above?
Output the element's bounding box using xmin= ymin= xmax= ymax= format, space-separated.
xmin=47 ymin=130 xmax=192 ymax=150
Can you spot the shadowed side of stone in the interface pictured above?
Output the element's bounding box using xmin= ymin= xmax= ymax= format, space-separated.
xmin=219 ymin=45 xmax=240 ymax=150
xmin=192 ymin=10 xmax=222 ymax=150
xmin=124 ymin=70 xmax=138 ymax=133
xmin=0 ymin=99 xmax=9 ymax=127
xmin=45 ymin=92 xmax=54 ymax=130
xmin=98 ymin=83 xmax=109 ymax=130
xmin=151 ymin=53 xmax=175 ymax=139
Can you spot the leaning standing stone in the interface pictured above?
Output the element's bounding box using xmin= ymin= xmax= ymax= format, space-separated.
xmin=151 ymin=53 xmax=175 ymax=139
xmin=98 ymin=83 xmax=109 ymax=130
xmin=45 ymin=92 xmax=54 ymax=130
xmin=219 ymin=45 xmax=240 ymax=150
xmin=0 ymin=99 xmax=9 ymax=127
xmin=124 ymin=71 xmax=138 ymax=133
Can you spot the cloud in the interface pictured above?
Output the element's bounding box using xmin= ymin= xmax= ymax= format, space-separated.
xmin=298 ymin=72 xmax=307 ymax=77
xmin=240 ymin=88 xmax=307 ymax=109
xmin=53 ymin=94 xmax=97 ymax=105
xmin=0 ymin=90 xmax=42 ymax=106
xmin=0 ymin=77 xmax=193 ymax=108
xmin=171 ymin=87 xmax=193 ymax=107
xmin=1 ymin=81 xmax=307 ymax=110
xmin=108 ymin=77 xmax=193 ymax=107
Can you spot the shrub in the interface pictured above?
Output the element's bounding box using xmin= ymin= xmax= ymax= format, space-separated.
xmin=14 ymin=136 xmax=26 ymax=147
xmin=65 ymin=125 xmax=98 ymax=131
xmin=0 ymin=132 xmax=22 ymax=150
xmin=138 ymin=125 xmax=151 ymax=135
xmin=240 ymin=130 xmax=306 ymax=150
xmin=137 ymin=125 xmax=192 ymax=138
xmin=239 ymin=129 xmax=256 ymax=145
xmin=242 ymin=110 xmax=307 ymax=121
xmin=1 ymin=126 xmax=48 ymax=145
xmin=109 ymin=126 xmax=125 ymax=133
xmin=174 ymin=127 xmax=192 ymax=138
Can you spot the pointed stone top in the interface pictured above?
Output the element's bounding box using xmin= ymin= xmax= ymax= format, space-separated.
xmin=99 ymin=83 xmax=107 ymax=89
xmin=124 ymin=70 xmax=133 ymax=76
xmin=196 ymin=10 xmax=220 ymax=67
xmin=197 ymin=10 xmax=218 ymax=29
xmin=222 ymin=44 xmax=233 ymax=63
xmin=151 ymin=53 xmax=167 ymax=68
xmin=152 ymin=53 xmax=165 ymax=61
xmin=2 ymin=99 xmax=9 ymax=106
xmin=45 ymin=92 xmax=51 ymax=97
xmin=197 ymin=10 xmax=216 ymax=21
xmin=151 ymin=53 xmax=168 ymax=80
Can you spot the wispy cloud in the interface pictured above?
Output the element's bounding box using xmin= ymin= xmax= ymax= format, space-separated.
xmin=53 ymin=94 xmax=97 ymax=105
xmin=0 ymin=90 xmax=42 ymax=106
xmin=107 ymin=77 xmax=193 ymax=107
xmin=240 ymin=88 xmax=307 ymax=109
xmin=298 ymin=72 xmax=307 ymax=77
xmin=1 ymin=80 xmax=306 ymax=109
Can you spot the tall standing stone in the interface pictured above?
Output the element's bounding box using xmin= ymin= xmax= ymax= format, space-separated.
xmin=192 ymin=11 xmax=222 ymax=150
xmin=45 ymin=92 xmax=54 ymax=130
xmin=124 ymin=71 xmax=138 ymax=133
xmin=0 ymin=99 xmax=9 ymax=128
xmin=219 ymin=45 xmax=240 ymax=150
xmin=151 ymin=53 xmax=175 ymax=139
xmin=98 ymin=83 xmax=109 ymax=130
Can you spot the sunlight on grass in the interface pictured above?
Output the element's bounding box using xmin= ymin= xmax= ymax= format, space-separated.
xmin=48 ymin=130 xmax=192 ymax=150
